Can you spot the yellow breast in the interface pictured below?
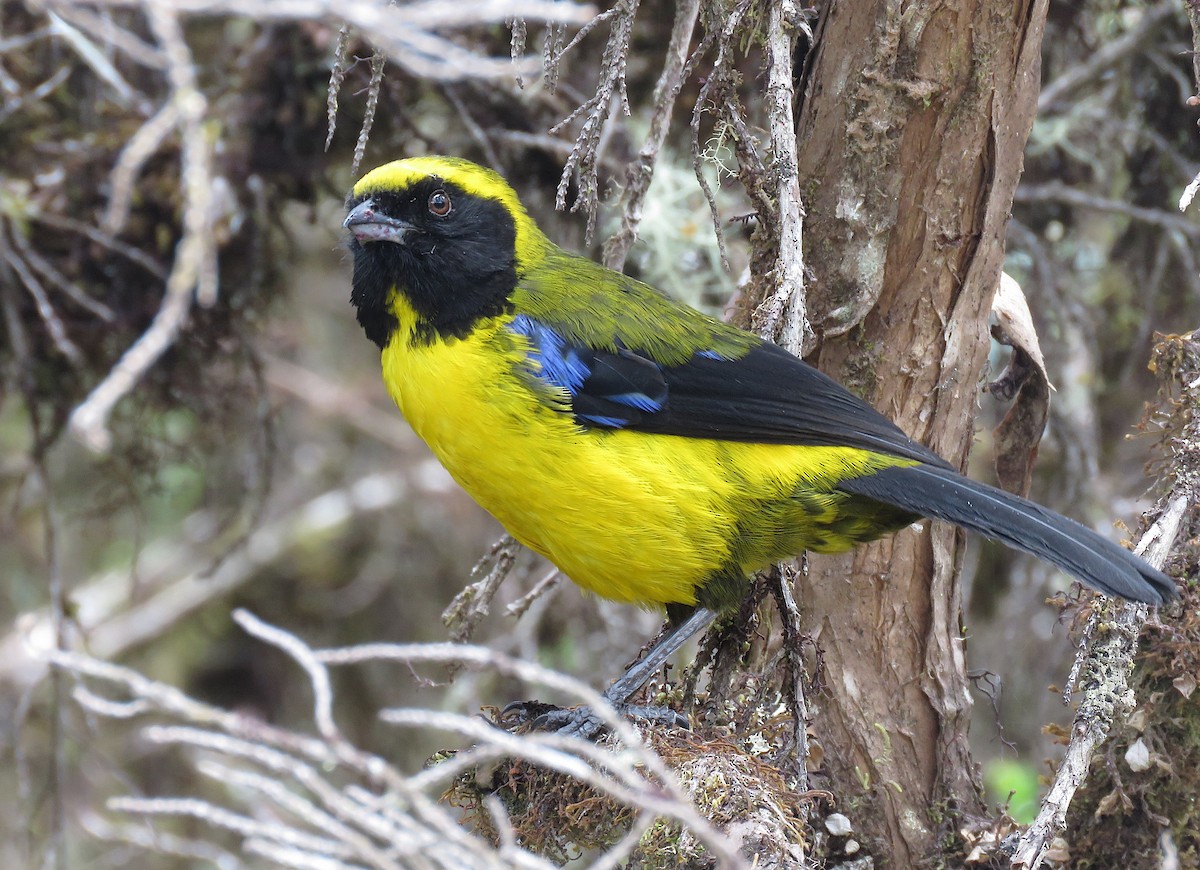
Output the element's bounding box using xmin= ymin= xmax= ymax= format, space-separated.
xmin=380 ymin=293 xmax=902 ymax=608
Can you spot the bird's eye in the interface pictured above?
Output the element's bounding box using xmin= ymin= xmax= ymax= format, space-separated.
xmin=428 ymin=190 xmax=452 ymax=217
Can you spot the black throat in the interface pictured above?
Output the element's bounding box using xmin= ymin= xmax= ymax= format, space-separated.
xmin=347 ymin=185 xmax=520 ymax=348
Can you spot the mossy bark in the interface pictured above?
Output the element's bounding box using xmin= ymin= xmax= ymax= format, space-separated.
xmin=770 ymin=0 xmax=1049 ymax=863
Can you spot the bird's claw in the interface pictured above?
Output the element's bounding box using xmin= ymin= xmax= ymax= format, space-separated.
xmin=499 ymin=699 xmax=560 ymax=725
xmin=499 ymin=699 xmax=690 ymax=738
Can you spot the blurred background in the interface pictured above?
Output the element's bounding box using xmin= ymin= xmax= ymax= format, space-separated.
xmin=1 ymin=0 xmax=1198 ymax=864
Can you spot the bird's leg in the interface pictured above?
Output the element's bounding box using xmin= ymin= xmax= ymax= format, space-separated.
xmin=599 ymin=606 xmax=717 ymax=708
xmin=509 ymin=607 xmax=718 ymax=738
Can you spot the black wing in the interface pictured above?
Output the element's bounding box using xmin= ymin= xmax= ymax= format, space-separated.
xmin=507 ymin=314 xmax=950 ymax=467
xmin=506 ymin=314 xmax=1177 ymax=605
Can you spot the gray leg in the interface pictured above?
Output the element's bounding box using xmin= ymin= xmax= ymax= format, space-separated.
xmin=600 ymin=607 xmax=717 ymax=706
xmin=520 ymin=607 xmax=718 ymax=737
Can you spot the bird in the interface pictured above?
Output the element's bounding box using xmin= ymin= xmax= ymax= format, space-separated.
xmin=343 ymin=155 xmax=1176 ymax=726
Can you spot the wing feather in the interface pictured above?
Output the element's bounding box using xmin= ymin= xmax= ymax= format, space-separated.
xmin=507 ymin=313 xmax=949 ymax=467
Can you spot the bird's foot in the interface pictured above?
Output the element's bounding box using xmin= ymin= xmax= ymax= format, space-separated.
xmin=500 ymin=699 xmax=689 ymax=739
xmin=498 ymin=608 xmax=717 ymax=739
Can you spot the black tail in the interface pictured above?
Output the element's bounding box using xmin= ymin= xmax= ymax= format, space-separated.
xmin=838 ymin=463 xmax=1176 ymax=605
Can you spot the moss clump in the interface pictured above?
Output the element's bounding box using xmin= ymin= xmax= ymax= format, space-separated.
xmin=1065 ymin=332 xmax=1200 ymax=867
xmin=441 ymin=661 xmax=817 ymax=866
xmin=441 ymin=729 xmax=637 ymax=863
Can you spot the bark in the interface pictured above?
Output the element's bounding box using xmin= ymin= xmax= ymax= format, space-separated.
xmin=784 ymin=0 xmax=1050 ymax=863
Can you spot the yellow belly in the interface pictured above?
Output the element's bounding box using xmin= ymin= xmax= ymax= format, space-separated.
xmin=381 ymin=303 xmax=905 ymax=608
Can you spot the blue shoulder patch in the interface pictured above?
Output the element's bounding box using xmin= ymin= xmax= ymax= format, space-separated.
xmin=507 ymin=315 xmax=668 ymax=427
xmin=509 ymin=314 xmax=591 ymax=393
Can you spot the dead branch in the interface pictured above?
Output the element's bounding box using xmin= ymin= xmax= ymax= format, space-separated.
xmin=751 ymin=0 xmax=813 ymax=356
xmin=551 ymin=1 xmax=640 ymax=242
xmin=601 ymin=0 xmax=700 ymax=270
xmin=55 ymin=0 xmax=597 ymax=82
xmin=1008 ymin=330 xmax=1199 ymax=868
xmin=443 ymin=535 xmax=524 ymax=645
xmin=1 ymin=472 xmax=414 ymax=693
xmin=67 ymin=0 xmax=216 ymax=453
xmin=47 ymin=611 xmax=746 ymax=868
xmin=688 ymin=0 xmax=754 ymax=272
xmin=1038 ymin=0 xmax=1180 ymax=113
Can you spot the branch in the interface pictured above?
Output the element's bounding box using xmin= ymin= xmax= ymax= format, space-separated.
xmin=601 ymin=0 xmax=700 ymax=270
xmin=47 ymin=611 xmax=746 ymax=868
xmin=688 ymin=0 xmax=754 ymax=271
xmin=751 ymin=0 xmax=813 ymax=356
xmin=1037 ymin=0 xmax=1179 ymax=112
xmin=1014 ymin=181 xmax=1200 ymax=238
xmin=1 ymin=473 xmax=413 ymax=693
xmin=1008 ymin=330 xmax=1199 ymax=868
xmin=1009 ymin=499 xmax=1186 ymax=868
xmin=63 ymin=0 xmax=598 ymax=82
xmin=551 ymin=1 xmax=641 ymax=242
xmin=442 ymin=535 xmax=523 ymax=645
xmin=67 ymin=0 xmax=217 ymax=453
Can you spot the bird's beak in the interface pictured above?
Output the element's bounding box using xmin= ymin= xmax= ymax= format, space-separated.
xmin=344 ymin=198 xmax=414 ymax=245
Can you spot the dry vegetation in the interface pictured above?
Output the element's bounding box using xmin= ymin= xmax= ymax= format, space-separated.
xmin=1 ymin=0 xmax=1198 ymax=867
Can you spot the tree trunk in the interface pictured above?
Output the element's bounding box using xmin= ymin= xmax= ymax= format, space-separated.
xmin=787 ymin=0 xmax=1050 ymax=862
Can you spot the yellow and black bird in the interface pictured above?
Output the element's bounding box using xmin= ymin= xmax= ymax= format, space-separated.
xmin=344 ymin=156 xmax=1175 ymax=722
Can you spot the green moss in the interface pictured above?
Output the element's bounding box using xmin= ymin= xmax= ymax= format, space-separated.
xmin=983 ymin=759 xmax=1039 ymax=824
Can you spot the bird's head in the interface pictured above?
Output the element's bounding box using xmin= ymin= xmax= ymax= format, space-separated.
xmin=345 ymin=156 xmax=549 ymax=348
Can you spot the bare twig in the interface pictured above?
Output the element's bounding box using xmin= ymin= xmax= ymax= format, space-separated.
xmin=70 ymin=0 xmax=597 ymax=81
xmin=1010 ymin=387 xmax=1196 ymax=870
xmin=45 ymin=10 xmax=141 ymax=106
xmin=0 ymin=224 xmax=83 ymax=364
xmin=689 ymin=0 xmax=754 ymax=271
xmin=57 ymin=651 xmax=336 ymax=762
xmin=552 ymin=1 xmax=641 ymax=242
xmin=751 ymin=0 xmax=813 ymax=356
xmin=542 ymin=17 xmax=566 ymax=94
xmin=40 ymin=3 xmax=164 ymax=68
xmin=443 ymin=83 xmax=503 ymax=170
xmin=81 ymin=811 xmax=241 ymax=867
xmin=107 ymin=796 xmax=358 ymax=862
xmin=67 ymin=284 xmax=192 ymax=453
xmin=352 ymin=50 xmax=385 ymax=180
xmin=32 ymin=211 xmax=168 ymax=280
xmin=232 ymin=611 xmax=343 ymax=745
xmin=1038 ymin=0 xmax=1179 ymax=112
xmin=7 ymin=224 xmax=116 ymax=322
xmin=601 ymin=0 xmax=700 ymax=270
xmin=194 ymin=759 xmax=404 ymax=868
xmin=68 ymin=1 xmax=217 ymax=453
xmin=146 ymin=2 xmax=217 ymax=306
xmin=506 ymin=568 xmax=562 ymax=619
xmin=0 ymin=64 xmax=70 ymax=125
xmin=325 ymin=24 xmax=350 ymax=151
xmin=102 ymin=99 xmax=183 ymax=234
xmin=507 ymin=16 xmax=527 ymax=89
xmin=768 ymin=565 xmax=811 ymax=794
xmin=442 ymin=535 xmax=523 ymax=645
xmin=543 ymin=5 xmax=617 ymax=78
xmin=51 ymin=612 xmax=745 ymax=868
